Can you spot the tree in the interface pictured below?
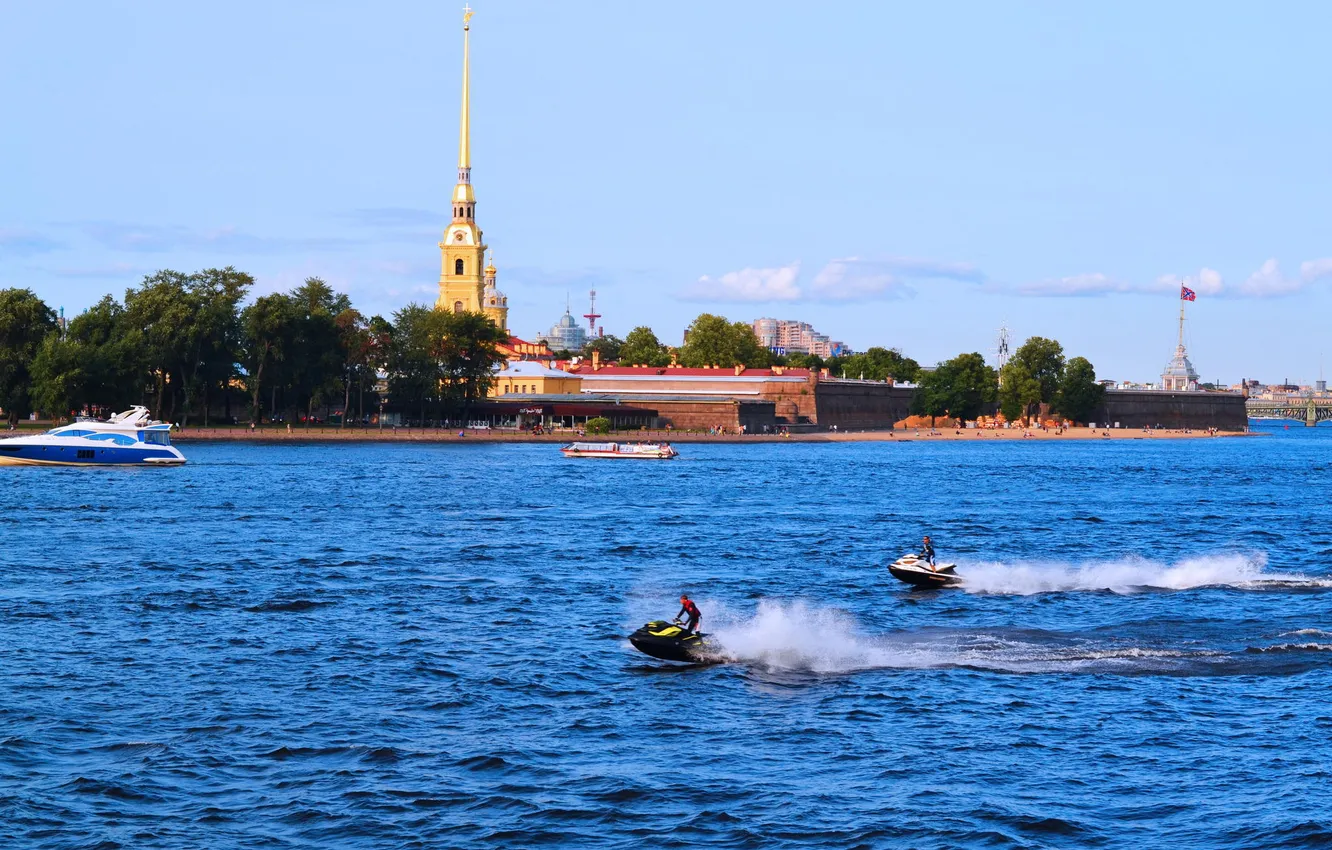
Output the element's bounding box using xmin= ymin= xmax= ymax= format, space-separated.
xmin=386 ymin=305 xmax=444 ymax=423
xmin=187 ymin=267 xmax=252 ymax=426
xmin=240 ymin=294 xmax=297 ymax=424
xmin=438 ymin=310 xmax=507 ymax=415
xmin=30 ymin=295 xmax=145 ymax=418
xmin=123 ymin=271 xmax=196 ymax=420
xmin=913 ymin=352 xmax=998 ymax=423
xmin=0 ymin=288 xmax=58 ymax=425
xmin=335 ymin=308 xmax=374 ymax=428
xmin=286 ymin=277 xmax=351 ymax=425
xmin=832 ymin=347 xmax=919 ymax=382
xmin=30 ymin=333 xmax=87 ymax=421
xmin=1053 ymin=356 xmax=1105 ymax=423
xmin=998 ymin=336 xmax=1065 ymax=422
xmin=385 ymin=306 xmax=505 ymax=423
xmin=786 ymin=352 xmax=826 ymax=371
xmin=618 ymin=326 xmax=669 ymax=366
xmin=582 ymin=334 xmax=623 ymax=362
xmin=678 ymin=313 xmax=771 ymax=368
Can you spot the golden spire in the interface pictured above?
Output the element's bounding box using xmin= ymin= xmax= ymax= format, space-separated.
xmin=452 ymin=5 xmax=475 ymax=207
xmin=459 ymin=5 xmax=472 ymax=170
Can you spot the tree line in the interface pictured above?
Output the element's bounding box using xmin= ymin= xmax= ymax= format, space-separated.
xmin=910 ymin=336 xmax=1105 ymax=424
xmin=0 ymin=272 xmax=507 ymax=427
xmin=1 ymin=277 xmax=1105 ymax=427
xmin=572 ymin=318 xmax=1104 ymax=424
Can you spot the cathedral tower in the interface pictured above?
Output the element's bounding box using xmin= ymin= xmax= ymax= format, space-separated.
xmin=436 ymin=6 xmax=507 ymax=331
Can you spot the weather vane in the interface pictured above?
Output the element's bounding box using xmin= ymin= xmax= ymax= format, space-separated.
xmin=463 ymin=4 xmax=473 ymax=27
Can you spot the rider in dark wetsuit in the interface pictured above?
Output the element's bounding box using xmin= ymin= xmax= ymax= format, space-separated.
xmin=677 ymin=595 xmax=701 ymax=633
xmin=921 ymin=535 xmax=936 ymax=570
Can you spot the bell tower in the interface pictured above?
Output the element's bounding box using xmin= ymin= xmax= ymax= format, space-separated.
xmin=436 ymin=5 xmax=505 ymax=323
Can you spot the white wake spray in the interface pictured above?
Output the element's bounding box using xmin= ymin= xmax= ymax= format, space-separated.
xmin=954 ymin=552 xmax=1322 ymax=595
xmin=707 ymin=600 xmax=941 ymax=672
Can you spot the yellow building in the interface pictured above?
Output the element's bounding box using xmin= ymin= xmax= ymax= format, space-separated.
xmin=436 ymin=7 xmax=508 ymax=332
xmin=490 ymin=362 xmax=583 ymax=397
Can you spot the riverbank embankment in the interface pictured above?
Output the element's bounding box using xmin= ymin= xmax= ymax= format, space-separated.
xmin=170 ymin=426 xmax=1253 ymax=444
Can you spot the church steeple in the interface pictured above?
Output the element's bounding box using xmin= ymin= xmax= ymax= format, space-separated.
xmin=453 ymin=4 xmax=475 ymax=212
xmin=436 ymin=5 xmax=505 ymax=330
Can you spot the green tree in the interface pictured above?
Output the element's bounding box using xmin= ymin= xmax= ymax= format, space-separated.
xmin=30 ymin=333 xmax=87 ymax=421
xmin=618 ymin=326 xmax=669 ymax=366
xmin=123 ymin=271 xmax=197 ymax=420
xmin=0 ymin=288 xmax=58 ymax=425
xmin=833 ymin=347 xmax=919 ymax=382
xmin=998 ymin=336 xmax=1065 ymax=422
xmin=438 ymin=310 xmax=507 ymax=416
xmin=188 ymin=267 xmax=252 ymax=426
xmin=1053 ymin=356 xmax=1105 ymax=423
xmin=912 ymin=352 xmax=997 ymax=423
xmin=30 ymin=295 xmax=146 ymax=418
xmin=286 ymin=277 xmax=350 ymax=425
xmin=240 ymin=293 xmax=298 ymax=424
xmin=786 ymin=352 xmax=826 ymax=371
xmin=334 ymin=307 xmax=376 ymax=427
xmin=386 ymin=305 xmax=445 ymax=423
xmin=582 ymin=334 xmax=623 ymax=362
xmin=678 ymin=313 xmax=771 ymax=368
xmin=386 ymin=306 xmax=506 ymax=422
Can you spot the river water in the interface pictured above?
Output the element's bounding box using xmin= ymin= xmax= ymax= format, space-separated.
xmin=2 ymin=423 xmax=1330 ymax=848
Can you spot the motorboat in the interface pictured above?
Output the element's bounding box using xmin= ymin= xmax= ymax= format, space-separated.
xmin=0 ymin=407 xmax=187 ymax=467
xmin=629 ymin=620 xmax=723 ymax=663
xmin=887 ymin=553 xmax=963 ymax=588
xmin=561 ymin=441 xmax=678 ymax=459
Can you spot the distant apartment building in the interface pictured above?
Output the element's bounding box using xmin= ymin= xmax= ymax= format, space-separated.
xmin=752 ymin=318 xmax=849 ymax=358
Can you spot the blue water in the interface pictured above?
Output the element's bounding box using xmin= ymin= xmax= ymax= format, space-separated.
xmin=3 ymin=423 xmax=1331 ymax=848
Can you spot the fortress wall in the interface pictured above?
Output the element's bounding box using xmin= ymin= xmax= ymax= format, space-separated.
xmin=1093 ymin=390 xmax=1247 ymax=430
xmin=813 ymin=381 xmax=914 ymax=429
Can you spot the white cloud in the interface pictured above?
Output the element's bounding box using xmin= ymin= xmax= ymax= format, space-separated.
xmin=1300 ymin=258 xmax=1332 ymax=283
xmin=683 ymin=262 xmax=802 ymax=302
xmin=1018 ymin=273 xmax=1146 ymax=296
xmin=810 ymin=257 xmax=912 ymax=300
xmin=1236 ymin=258 xmax=1300 ymax=297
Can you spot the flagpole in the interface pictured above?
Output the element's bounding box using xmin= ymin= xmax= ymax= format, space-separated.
xmin=1178 ymin=298 xmax=1185 ymax=349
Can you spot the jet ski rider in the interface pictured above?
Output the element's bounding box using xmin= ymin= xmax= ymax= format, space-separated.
xmin=921 ymin=535 xmax=937 ymax=570
xmin=676 ymin=594 xmax=702 ymax=633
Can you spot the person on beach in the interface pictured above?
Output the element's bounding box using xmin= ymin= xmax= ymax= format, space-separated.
xmin=676 ymin=594 xmax=701 ymax=633
xmin=921 ymin=535 xmax=937 ymax=569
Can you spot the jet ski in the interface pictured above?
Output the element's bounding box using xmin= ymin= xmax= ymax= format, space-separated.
xmin=629 ymin=620 xmax=723 ymax=663
xmin=887 ymin=553 xmax=963 ymax=588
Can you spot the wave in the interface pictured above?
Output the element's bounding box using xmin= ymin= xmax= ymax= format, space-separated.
xmin=702 ymin=600 xmax=1332 ymax=677
xmin=953 ymin=553 xmax=1329 ymax=595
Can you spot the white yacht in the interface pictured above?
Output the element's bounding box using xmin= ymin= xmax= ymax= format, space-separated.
xmin=0 ymin=406 xmax=187 ymax=467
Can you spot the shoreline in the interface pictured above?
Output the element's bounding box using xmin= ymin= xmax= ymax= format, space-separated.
xmin=171 ymin=426 xmax=1255 ymax=444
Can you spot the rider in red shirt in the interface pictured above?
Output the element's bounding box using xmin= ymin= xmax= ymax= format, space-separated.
xmin=676 ymin=594 xmax=701 ymax=633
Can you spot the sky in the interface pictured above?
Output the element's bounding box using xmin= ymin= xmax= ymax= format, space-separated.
xmin=3 ymin=0 xmax=1331 ymax=384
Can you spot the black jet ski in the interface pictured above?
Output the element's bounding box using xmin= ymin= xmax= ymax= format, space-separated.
xmin=629 ymin=620 xmax=722 ymax=663
xmin=887 ymin=553 xmax=963 ymax=588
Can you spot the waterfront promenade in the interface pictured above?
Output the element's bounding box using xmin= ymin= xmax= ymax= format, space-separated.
xmin=168 ymin=425 xmax=1250 ymax=443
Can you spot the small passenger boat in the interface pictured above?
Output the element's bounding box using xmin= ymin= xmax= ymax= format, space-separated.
xmin=0 ymin=406 xmax=187 ymax=467
xmin=560 ymin=441 xmax=678 ymax=460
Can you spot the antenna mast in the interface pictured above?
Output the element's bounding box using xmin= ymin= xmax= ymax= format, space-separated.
xmin=583 ymin=289 xmax=602 ymax=337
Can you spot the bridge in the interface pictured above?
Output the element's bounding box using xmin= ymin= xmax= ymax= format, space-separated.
xmin=1245 ymin=397 xmax=1332 ymax=426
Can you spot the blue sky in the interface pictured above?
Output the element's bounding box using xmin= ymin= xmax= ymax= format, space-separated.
xmin=3 ymin=0 xmax=1331 ymax=383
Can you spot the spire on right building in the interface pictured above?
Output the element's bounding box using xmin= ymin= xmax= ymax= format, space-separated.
xmin=1161 ymin=283 xmax=1199 ymax=391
